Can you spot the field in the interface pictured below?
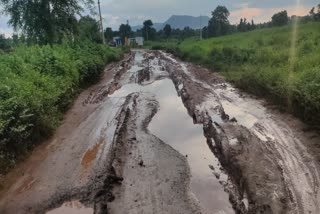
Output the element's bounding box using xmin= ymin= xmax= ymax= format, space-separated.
xmin=148 ymin=22 xmax=320 ymax=127
xmin=0 ymin=42 xmax=123 ymax=173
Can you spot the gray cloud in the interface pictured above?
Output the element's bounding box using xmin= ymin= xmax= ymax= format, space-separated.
xmin=1 ymin=0 xmax=319 ymax=35
xmin=99 ymin=0 xmax=318 ymax=29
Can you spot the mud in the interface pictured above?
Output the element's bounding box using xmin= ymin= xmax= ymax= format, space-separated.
xmin=162 ymin=52 xmax=320 ymax=214
xmin=0 ymin=49 xmax=319 ymax=214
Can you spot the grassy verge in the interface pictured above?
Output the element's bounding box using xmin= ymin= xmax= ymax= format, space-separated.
xmin=0 ymin=42 xmax=124 ymax=174
xmin=148 ymin=22 xmax=320 ymax=127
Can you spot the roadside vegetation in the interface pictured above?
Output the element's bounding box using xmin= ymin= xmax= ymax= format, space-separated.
xmin=147 ymin=4 xmax=320 ymax=127
xmin=0 ymin=0 xmax=124 ymax=174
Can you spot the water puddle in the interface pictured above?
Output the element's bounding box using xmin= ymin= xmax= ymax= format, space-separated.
xmin=46 ymin=201 xmax=93 ymax=214
xmin=110 ymin=50 xmax=234 ymax=213
xmin=148 ymin=80 xmax=233 ymax=214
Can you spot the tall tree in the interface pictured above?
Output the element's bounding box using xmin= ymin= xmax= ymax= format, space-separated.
xmin=77 ymin=16 xmax=101 ymax=43
xmin=202 ymin=26 xmax=208 ymax=39
xmin=119 ymin=23 xmax=132 ymax=43
xmin=237 ymin=18 xmax=255 ymax=32
xmin=310 ymin=4 xmax=320 ymax=21
xmin=271 ymin=10 xmax=289 ymax=26
xmin=142 ymin=20 xmax=154 ymax=41
xmin=0 ymin=0 xmax=94 ymax=45
xmin=0 ymin=34 xmax=11 ymax=50
xmin=104 ymin=27 xmax=113 ymax=41
xmin=208 ymin=6 xmax=230 ymax=37
xmin=163 ymin=24 xmax=172 ymax=39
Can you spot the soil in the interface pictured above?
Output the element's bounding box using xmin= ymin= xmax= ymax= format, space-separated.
xmin=0 ymin=50 xmax=319 ymax=214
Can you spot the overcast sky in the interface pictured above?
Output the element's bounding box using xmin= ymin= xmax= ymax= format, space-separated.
xmin=0 ymin=0 xmax=319 ymax=36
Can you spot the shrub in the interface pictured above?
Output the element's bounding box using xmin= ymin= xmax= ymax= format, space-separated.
xmin=0 ymin=42 xmax=122 ymax=174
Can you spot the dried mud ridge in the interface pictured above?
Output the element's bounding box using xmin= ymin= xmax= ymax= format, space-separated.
xmin=163 ymin=52 xmax=320 ymax=214
xmin=83 ymin=54 xmax=134 ymax=105
xmin=1 ymin=50 xmax=319 ymax=214
xmin=27 ymin=95 xmax=134 ymax=214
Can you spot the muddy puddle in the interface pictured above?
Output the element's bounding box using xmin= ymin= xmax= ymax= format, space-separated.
xmin=110 ymin=50 xmax=234 ymax=213
xmin=46 ymin=201 xmax=93 ymax=214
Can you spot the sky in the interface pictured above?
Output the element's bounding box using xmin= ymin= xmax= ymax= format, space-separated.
xmin=0 ymin=0 xmax=319 ymax=36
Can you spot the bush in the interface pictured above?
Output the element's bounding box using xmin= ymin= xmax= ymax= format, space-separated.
xmin=0 ymin=42 xmax=122 ymax=173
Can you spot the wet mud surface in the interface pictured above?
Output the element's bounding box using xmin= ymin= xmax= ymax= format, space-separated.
xmin=0 ymin=50 xmax=319 ymax=214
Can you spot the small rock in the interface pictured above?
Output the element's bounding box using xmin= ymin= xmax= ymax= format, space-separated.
xmin=209 ymin=165 xmax=215 ymax=171
xmin=230 ymin=117 xmax=238 ymax=123
xmin=213 ymin=172 xmax=220 ymax=179
xmin=138 ymin=160 xmax=144 ymax=167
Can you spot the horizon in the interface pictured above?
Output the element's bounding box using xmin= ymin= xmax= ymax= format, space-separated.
xmin=0 ymin=0 xmax=319 ymax=36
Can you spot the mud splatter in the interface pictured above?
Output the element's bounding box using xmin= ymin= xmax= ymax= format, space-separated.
xmin=81 ymin=137 xmax=105 ymax=169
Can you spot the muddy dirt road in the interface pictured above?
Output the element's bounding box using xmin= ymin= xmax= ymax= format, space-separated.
xmin=0 ymin=50 xmax=320 ymax=214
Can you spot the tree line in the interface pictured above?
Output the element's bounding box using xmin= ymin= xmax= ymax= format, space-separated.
xmin=0 ymin=0 xmax=105 ymax=49
xmin=103 ymin=3 xmax=320 ymax=43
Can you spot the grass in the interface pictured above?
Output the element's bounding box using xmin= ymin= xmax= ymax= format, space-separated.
xmin=0 ymin=42 xmax=124 ymax=174
xmin=147 ymin=22 xmax=320 ymax=127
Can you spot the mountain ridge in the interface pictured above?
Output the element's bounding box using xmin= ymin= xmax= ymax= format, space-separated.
xmin=131 ymin=15 xmax=209 ymax=31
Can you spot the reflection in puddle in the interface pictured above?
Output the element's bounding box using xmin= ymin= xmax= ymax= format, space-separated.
xmin=110 ymin=50 xmax=233 ymax=213
xmin=111 ymin=80 xmax=233 ymax=213
xmin=148 ymin=80 xmax=233 ymax=214
xmin=46 ymin=201 xmax=93 ymax=214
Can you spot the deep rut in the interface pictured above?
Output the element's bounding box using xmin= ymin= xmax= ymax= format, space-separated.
xmin=0 ymin=50 xmax=319 ymax=214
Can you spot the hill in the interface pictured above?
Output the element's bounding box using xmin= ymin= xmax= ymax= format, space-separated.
xmin=132 ymin=15 xmax=209 ymax=31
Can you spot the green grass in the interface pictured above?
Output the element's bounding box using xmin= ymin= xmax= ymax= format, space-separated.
xmin=147 ymin=22 xmax=320 ymax=127
xmin=0 ymin=42 xmax=123 ymax=173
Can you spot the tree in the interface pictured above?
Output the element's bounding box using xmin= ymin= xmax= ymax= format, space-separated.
xmin=77 ymin=16 xmax=101 ymax=43
xmin=237 ymin=18 xmax=256 ymax=32
xmin=208 ymin=6 xmax=230 ymax=37
xmin=310 ymin=4 xmax=320 ymax=21
xmin=142 ymin=20 xmax=154 ymax=40
xmin=104 ymin=27 xmax=113 ymax=41
xmin=181 ymin=27 xmax=196 ymax=39
xmin=0 ymin=34 xmax=11 ymax=50
xmin=119 ymin=24 xmax=132 ymax=43
xmin=163 ymin=24 xmax=172 ymax=39
xmin=202 ymin=26 xmax=208 ymax=39
xmin=0 ymin=0 xmax=94 ymax=45
xmin=271 ymin=10 xmax=289 ymax=26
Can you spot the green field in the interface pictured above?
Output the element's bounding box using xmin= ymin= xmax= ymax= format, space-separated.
xmin=0 ymin=43 xmax=123 ymax=173
xmin=148 ymin=22 xmax=320 ymax=127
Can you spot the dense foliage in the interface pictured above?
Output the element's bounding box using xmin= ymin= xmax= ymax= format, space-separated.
xmin=0 ymin=0 xmax=94 ymax=45
xmin=310 ymin=4 xmax=320 ymax=21
xmin=208 ymin=6 xmax=230 ymax=37
xmin=0 ymin=34 xmax=12 ymax=51
xmin=148 ymin=22 xmax=320 ymax=127
xmin=0 ymin=43 xmax=122 ymax=173
xmin=272 ymin=11 xmax=289 ymax=26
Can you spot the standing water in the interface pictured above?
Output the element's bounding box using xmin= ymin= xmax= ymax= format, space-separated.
xmin=148 ymin=80 xmax=233 ymax=214
xmin=110 ymin=50 xmax=234 ymax=213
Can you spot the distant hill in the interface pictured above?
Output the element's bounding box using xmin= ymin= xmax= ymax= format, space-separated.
xmin=164 ymin=15 xmax=209 ymax=30
xmin=131 ymin=15 xmax=210 ymax=32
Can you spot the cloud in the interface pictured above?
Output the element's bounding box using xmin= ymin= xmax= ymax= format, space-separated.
xmin=0 ymin=15 xmax=12 ymax=37
xmin=229 ymin=3 xmax=312 ymax=24
xmin=0 ymin=0 xmax=319 ymax=33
